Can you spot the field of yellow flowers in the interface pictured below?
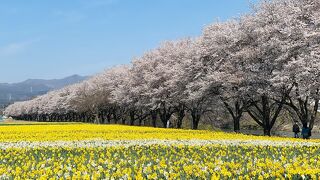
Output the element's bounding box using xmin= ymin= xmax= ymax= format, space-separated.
xmin=0 ymin=124 xmax=320 ymax=179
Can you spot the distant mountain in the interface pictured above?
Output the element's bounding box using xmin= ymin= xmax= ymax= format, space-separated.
xmin=0 ymin=75 xmax=87 ymax=108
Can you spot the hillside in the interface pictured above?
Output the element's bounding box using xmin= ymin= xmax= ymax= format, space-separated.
xmin=0 ymin=75 xmax=87 ymax=107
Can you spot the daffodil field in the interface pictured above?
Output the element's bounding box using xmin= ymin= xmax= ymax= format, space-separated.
xmin=1 ymin=124 xmax=320 ymax=179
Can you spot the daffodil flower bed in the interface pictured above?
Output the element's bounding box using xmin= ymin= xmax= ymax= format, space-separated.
xmin=0 ymin=124 xmax=319 ymax=179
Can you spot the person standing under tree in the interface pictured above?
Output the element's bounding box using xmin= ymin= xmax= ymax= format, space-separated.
xmin=292 ymin=122 xmax=300 ymax=138
xmin=301 ymin=124 xmax=311 ymax=139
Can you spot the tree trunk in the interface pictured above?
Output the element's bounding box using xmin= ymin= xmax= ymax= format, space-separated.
xmin=94 ymin=113 xmax=100 ymax=124
xmin=101 ymin=112 xmax=107 ymax=124
xmin=129 ymin=111 xmax=135 ymax=125
xmin=222 ymin=100 xmax=244 ymax=133
xmin=287 ymin=96 xmax=319 ymax=137
xmin=263 ymin=128 xmax=271 ymax=136
xmin=138 ymin=118 xmax=143 ymax=126
xmin=177 ymin=116 xmax=183 ymax=129
xmin=248 ymin=94 xmax=286 ymax=136
xmin=106 ymin=113 xmax=112 ymax=124
xmin=121 ymin=117 xmax=126 ymax=125
xmin=261 ymin=95 xmax=271 ymax=136
xmin=159 ymin=113 xmax=168 ymax=128
xmin=150 ymin=110 xmax=157 ymax=127
xmin=176 ymin=105 xmax=185 ymax=129
xmin=191 ymin=109 xmax=201 ymax=130
xmin=112 ymin=108 xmax=118 ymax=124
xmin=159 ymin=105 xmax=173 ymax=128
xmin=191 ymin=116 xmax=200 ymax=130
xmin=159 ymin=112 xmax=172 ymax=128
xmin=234 ymin=116 xmax=241 ymax=133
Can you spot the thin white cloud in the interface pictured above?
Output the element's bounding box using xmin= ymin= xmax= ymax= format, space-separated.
xmin=0 ymin=39 xmax=39 ymax=56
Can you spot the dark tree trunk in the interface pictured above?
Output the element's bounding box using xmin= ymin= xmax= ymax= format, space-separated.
xmin=158 ymin=103 xmax=174 ymax=128
xmin=248 ymin=94 xmax=287 ymax=136
xmin=285 ymin=87 xmax=319 ymax=137
xmin=176 ymin=104 xmax=185 ymax=129
xmin=190 ymin=109 xmax=201 ymax=130
xmin=106 ymin=112 xmax=112 ymax=124
xmin=121 ymin=118 xmax=126 ymax=125
xmin=263 ymin=128 xmax=271 ymax=136
xmin=159 ymin=110 xmax=173 ymax=128
xmin=159 ymin=113 xmax=168 ymax=128
xmin=101 ymin=112 xmax=107 ymax=124
xmin=261 ymin=95 xmax=271 ymax=136
xmin=113 ymin=108 xmax=118 ymax=124
xmin=129 ymin=111 xmax=135 ymax=125
xmin=150 ymin=110 xmax=157 ymax=127
xmin=234 ymin=116 xmax=241 ymax=133
xmin=222 ymin=100 xmax=244 ymax=133
xmin=94 ymin=112 xmax=100 ymax=124
xmin=121 ymin=117 xmax=126 ymax=124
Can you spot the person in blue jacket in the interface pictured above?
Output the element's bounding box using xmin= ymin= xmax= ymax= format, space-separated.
xmin=301 ymin=124 xmax=311 ymax=139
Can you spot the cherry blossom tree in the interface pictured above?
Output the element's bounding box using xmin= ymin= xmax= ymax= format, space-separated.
xmin=5 ymin=0 xmax=320 ymax=136
xmin=270 ymin=0 xmax=320 ymax=134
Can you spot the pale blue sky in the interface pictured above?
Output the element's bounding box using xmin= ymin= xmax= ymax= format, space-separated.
xmin=0 ymin=0 xmax=257 ymax=83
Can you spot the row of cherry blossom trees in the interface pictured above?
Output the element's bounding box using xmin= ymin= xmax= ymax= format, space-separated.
xmin=4 ymin=0 xmax=320 ymax=136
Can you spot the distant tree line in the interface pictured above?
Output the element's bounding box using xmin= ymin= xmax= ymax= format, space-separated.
xmin=4 ymin=0 xmax=320 ymax=136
